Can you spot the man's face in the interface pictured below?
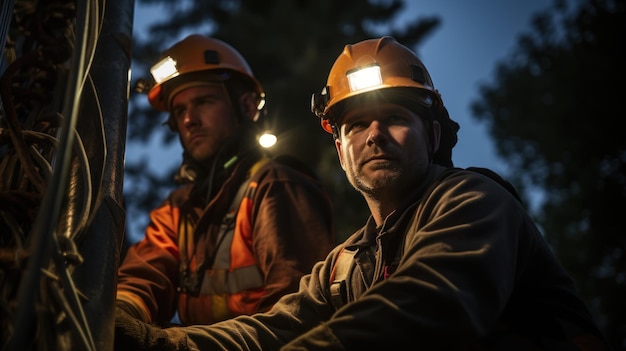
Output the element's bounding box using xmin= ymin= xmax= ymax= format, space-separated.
xmin=335 ymin=101 xmax=437 ymax=198
xmin=170 ymin=85 xmax=239 ymax=163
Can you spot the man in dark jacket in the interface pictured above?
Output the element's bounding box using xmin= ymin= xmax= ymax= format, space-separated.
xmin=116 ymin=35 xmax=335 ymax=327
xmin=115 ymin=36 xmax=609 ymax=350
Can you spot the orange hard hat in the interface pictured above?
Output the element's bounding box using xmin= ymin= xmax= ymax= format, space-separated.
xmin=148 ymin=34 xmax=264 ymax=112
xmin=311 ymin=36 xmax=443 ymax=134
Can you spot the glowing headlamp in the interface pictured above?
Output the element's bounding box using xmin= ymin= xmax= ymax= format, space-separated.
xmin=347 ymin=64 xmax=382 ymax=92
xmin=258 ymin=132 xmax=277 ymax=148
xmin=150 ymin=56 xmax=179 ymax=84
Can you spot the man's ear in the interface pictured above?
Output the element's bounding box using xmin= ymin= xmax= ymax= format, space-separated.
xmin=334 ymin=137 xmax=347 ymax=171
xmin=239 ymin=92 xmax=260 ymax=121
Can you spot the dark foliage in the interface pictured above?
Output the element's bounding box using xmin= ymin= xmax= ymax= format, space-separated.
xmin=470 ymin=0 xmax=625 ymax=347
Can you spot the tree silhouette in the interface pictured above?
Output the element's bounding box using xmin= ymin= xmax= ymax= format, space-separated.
xmin=125 ymin=0 xmax=441 ymax=242
xmin=470 ymin=0 xmax=625 ymax=347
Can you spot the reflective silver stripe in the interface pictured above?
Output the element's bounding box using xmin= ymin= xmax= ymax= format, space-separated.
xmin=213 ymin=212 xmax=235 ymax=269
xmin=200 ymin=265 xmax=264 ymax=294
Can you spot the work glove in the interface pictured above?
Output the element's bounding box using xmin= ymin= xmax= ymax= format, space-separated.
xmin=114 ymin=303 xmax=189 ymax=351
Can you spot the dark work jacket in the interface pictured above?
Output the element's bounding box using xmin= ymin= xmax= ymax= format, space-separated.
xmin=165 ymin=165 xmax=609 ymax=350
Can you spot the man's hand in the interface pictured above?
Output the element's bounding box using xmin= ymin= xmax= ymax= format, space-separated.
xmin=114 ymin=304 xmax=186 ymax=351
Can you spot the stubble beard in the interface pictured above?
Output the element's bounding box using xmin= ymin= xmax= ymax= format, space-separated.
xmin=348 ymin=165 xmax=402 ymax=198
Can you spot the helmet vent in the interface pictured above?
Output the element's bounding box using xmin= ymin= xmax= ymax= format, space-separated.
xmin=410 ymin=65 xmax=426 ymax=85
xmin=204 ymin=50 xmax=220 ymax=64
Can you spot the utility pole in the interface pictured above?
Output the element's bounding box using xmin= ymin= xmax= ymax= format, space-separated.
xmin=0 ymin=1 xmax=134 ymax=349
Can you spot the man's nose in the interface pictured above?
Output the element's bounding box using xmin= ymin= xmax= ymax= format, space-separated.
xmin=366 ymin=120 xmax=387 ymax=146
xmin=183 ymin=107 xmax=199 ymax=129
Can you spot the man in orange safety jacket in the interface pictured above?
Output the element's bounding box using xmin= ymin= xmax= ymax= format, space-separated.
xmin=115 ymin=35 xmax=335 ymax=326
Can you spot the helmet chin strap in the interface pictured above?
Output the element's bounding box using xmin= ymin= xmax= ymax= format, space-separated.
xmin=204 ymin=141 xmax=230 ymax=201
xmin=203 ymin=123 xmax=262 ymax=201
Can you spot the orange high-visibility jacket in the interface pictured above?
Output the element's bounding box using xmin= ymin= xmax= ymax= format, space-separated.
xmin=117 ymin=154 xmax=335 ymax=325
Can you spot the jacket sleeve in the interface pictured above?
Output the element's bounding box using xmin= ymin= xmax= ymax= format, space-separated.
xmin=169 ymin=250 xmax=343 ymax=351
xmin=248 ymin=163 xmax=336 ymax=313
xmin=116 ymin=198 xmax=181 ymax=324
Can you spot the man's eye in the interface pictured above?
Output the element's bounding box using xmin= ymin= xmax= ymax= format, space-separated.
xmin=387 ymin=114 xmax=410 ymax=125
xmin=346 ymin=121 xmax=368 ymax=133
xmin=173 ymin=108 xmax=186 ymax=119
xmin=198 ymin=95 xmax=220 ymax=107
